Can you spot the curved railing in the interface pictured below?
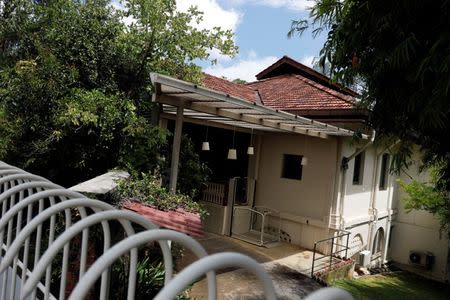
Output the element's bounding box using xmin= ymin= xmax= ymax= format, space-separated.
xmin=0 ymin=161 xmax=276 ymax=300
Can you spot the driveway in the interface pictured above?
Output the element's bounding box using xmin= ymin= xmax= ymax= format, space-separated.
xmin=177 ymin=233 xmax=323 ymax=299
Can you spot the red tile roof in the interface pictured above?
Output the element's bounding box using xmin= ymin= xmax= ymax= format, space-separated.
xmin=201 ymin=73 xmax=257 ymax=103
xmin=246 ymin=74 xmax=355 ymax=111
xmin=256 ymin=55 xmax=357 ymax=97
xmin=199 ymin=57 xmax=364 ymax=115
xmin=201 ymin=73 xmax=356 ymax=112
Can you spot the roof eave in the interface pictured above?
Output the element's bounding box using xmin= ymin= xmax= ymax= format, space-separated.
xmin=151 ymin=72 xmax=369 ymax=140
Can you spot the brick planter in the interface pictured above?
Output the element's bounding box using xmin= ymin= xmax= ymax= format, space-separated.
xmin=121 ymin=200 xmax=204 ymax=237
xmin=314 ymin=259 xmax=355 ymax=285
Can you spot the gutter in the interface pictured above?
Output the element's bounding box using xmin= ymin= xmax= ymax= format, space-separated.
xmin=337 ymin=130 xmax=376 ymax=231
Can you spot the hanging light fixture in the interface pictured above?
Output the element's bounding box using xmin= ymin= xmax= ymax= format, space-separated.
xmin=227 ymin=126 xmax=237 ymax=160
xmin=202 ymin=122 xmax=210 ymax=151
xmin=247 ymin=128 xmax=254 ymax=155
xmin=301 ymin=134 xmax=308 ymax=166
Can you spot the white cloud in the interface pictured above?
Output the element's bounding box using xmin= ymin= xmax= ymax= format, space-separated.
xmin=208 ymin=47 xmax=234 ymax=63
xmin=231 ymin=0 xmax=312 ymax=11
xmin=176 ymin=0 xmax=242 ymax=32
xmin=300 ymin=55 xmax=316 ymax=67
xmin=176 ymin=1 xmax=242 ymax=64
xmin=204 ymin=52 xmax=278 ymax=82
xmin=111 ymin=1 xmax=241 ymax=30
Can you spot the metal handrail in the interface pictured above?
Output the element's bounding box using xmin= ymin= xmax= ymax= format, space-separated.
xmin=313 ymin=231 xmax=351 ymax=245
xmin=232 ymin=206 xmax=281 ymax=246
xmin=311 ymin=231 xmax=351 ymax=278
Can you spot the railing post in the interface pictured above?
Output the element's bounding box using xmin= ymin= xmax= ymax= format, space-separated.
xmin=329 ymin=237 xmax=334 ymax=270
xmin=345 ymin=232 xmax=350 ymax=259
xmin=311 ymin=243 xmax=317 ymax=278
xmin=260 ymin=214 xmax=265 ymax=246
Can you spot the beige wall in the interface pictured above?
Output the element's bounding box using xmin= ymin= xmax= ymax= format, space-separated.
xmin=252 ymin=133 xmax=338 ymax=249
xmin=255 ymin=133 xmax=338 ymax=221
xmin=390 ymin=156 xmax=449 ymax=281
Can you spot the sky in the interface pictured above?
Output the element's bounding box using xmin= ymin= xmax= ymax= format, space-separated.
xmin=177 ymin=0 xmax=327 ymax=82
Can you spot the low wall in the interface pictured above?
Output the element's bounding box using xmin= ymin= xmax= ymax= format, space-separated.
xmin=200 ymin=201 xmax=231 ymax=235
xmin=267 ymin=213 xmax=329 ymax=252
xmin=314 ymin=259 xmax=355 ymax=286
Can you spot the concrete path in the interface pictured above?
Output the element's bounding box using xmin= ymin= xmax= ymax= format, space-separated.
xmin=177 ymin=233 xmax=323 ymax=299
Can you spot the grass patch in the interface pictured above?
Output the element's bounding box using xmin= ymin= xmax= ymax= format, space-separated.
xmin=334 ymin=272 xmax=450 ymax=300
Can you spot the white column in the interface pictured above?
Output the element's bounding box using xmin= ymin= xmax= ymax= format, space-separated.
xmin=169 ymin=105 xmax=183 ymax=193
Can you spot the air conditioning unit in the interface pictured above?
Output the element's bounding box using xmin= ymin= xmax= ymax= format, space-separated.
xmin=359 ymin=250 xmax=371 ymax=267
xmin=409 ymin=251 xmax=434 ymax=270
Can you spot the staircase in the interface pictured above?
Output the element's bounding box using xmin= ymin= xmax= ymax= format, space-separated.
xmin=310 ymin=231 xmax=351 ymax=281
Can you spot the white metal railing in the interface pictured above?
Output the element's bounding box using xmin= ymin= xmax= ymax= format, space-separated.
xmin=0 ymin=161 xmax=276 ymax=299
xmin=202 ymin=182 xmax=227 ymax=205
xmin=231 ymin=206 xmax=281 ymax=247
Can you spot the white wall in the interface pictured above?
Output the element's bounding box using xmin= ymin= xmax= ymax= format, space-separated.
xmin=340 ymin=142 xmax=394 ymax=222
xmin=341 ymin=142 xmax=376 ymax=221
xmin=390 ymin=155 xmax=449 ymax=281
xmin=334 ymin=138 xmax=396 ymax=265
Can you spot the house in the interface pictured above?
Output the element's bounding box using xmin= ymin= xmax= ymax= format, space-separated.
xmin=150 ymin=56 xmax=449 ymax=281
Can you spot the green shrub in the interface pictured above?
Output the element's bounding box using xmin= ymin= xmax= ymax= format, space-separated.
xmin=110 ymin=248 xmax=190 ymax=299
xmin=115 ymin=172 xmax=208 ymax=218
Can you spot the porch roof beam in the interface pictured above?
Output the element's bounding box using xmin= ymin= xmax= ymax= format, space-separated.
xmin=158 ymin=95 xmax=327 ymax=138
xmin=151 ymin=72 xmax=367 ymax=139
xmin=160 ymin=112 xmax=271 ymax=133
xmin=164 ymin=101 xmax=350 ymax=136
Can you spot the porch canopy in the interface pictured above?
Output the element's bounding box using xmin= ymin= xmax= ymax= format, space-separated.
xmin=150 ymin=72 xmax=367 ymax=192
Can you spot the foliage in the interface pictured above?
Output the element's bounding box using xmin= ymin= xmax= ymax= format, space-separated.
xmin=135 ymin=259 xmax=165 ymax=298
xmin=115 ymin=172 xmax=207 ymax=217
xmin=0 ymin=0 xmax=236 ymax=186
xmin=334 ymin=272 xmax=450 ymax=300
xmin=290 ymin=0 xmax=450 ymax=229
xmin=232 ymin=78 xmax=248 ymax=84
xmin=399 ymin=169 xmax=450 ymax=233
xmin=111 ymin=248 xmax=190 ymax=299
xmin=162 ymin=134 xmax=211 ymax=198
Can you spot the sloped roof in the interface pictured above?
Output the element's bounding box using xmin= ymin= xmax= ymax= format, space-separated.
xmin=201 ymin=73 xmax=258 ymax=103
xmin=255 ymin=55 xmax=357 ymax=97
xmin=200 ymin=61 xmax=357 ymax=113
xmin=246 ymin=74 xmax=355 ymax=111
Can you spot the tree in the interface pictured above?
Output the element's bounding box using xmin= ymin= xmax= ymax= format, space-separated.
xmin=290 ymin=0 xmax=450 ymax=230
xmin=0 ymin=0 xmax=236 ymax=186
xmin=232 ymin=78 xmax=248 ymax=84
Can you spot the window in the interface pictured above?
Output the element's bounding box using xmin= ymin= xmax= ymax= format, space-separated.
xmin=281 ymin=154 xmax=303 ymax=180
xmin=352 ymin=151 xmax=365 ymax=185
xmin=379 ymin=153 xmax=390 ymax=190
